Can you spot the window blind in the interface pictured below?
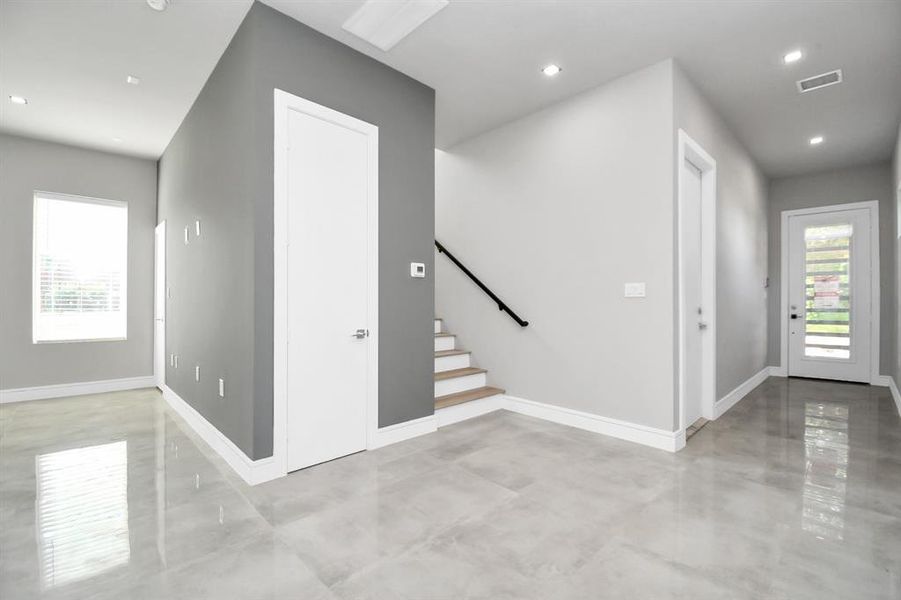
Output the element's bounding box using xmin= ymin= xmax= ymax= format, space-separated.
xmin=33 ymin=192 xmax=128 ymax=342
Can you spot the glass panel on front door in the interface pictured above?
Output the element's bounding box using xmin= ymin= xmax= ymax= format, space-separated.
xmin=804 ymin=224 xmax=852 ymax=360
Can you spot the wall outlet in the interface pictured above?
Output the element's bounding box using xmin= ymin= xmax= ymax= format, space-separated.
xmin=195 ymin=365 xmax=200 ymax=382
xmin=218 ymin=378 xmax=225 ymax=398
xmin=410 ymin=262 xmax=426 ymax=278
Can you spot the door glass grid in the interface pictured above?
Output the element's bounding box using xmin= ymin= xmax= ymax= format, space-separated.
xmin=804 ymin=224 xmax=852 ymax=360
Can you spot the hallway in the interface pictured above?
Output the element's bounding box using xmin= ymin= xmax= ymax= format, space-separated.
xmin=1 ymin=378 xmax=898 ymax=599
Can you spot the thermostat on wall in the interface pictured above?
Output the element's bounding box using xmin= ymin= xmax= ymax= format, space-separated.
xmin=410 ymin=262 xmax=426 ymax=278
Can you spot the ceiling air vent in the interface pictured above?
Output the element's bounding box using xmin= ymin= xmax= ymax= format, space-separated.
xmin=797 ymin=70 xmax=843 ymax=93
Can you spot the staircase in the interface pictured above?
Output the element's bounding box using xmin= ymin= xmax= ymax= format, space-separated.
xmin=434 ymin=318 xmax=504 ymax=410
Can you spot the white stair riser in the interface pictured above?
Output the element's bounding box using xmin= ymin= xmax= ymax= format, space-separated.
xmin=434 ymin=319 xmax=442 ymax=334
xmin=435 ymin=372 xmax=487 ymax=396
xmin=434 ymin=353 xmax=471 ymax=373
xmin=434 ymin=336 xmax=455 ymax=352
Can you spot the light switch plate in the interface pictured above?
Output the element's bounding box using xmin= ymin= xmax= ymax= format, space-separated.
xmin=195 ymin=220 xmax=201 ymax=237
xmin=218 ymin=378 xmax=225 ymax=398
xmin=624 ymin=282 xmax=646 ymax=298
xmin=195 ymin=365 xmax=200 ymax=382
xmin=410 ymin=262 xmax=426 ymax=278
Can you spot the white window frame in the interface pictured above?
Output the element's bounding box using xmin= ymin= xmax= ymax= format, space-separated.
xmin=32 ymin=191 xmax=129 ymax=344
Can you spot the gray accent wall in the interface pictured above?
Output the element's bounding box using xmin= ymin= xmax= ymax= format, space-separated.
xmin=673 ymin=65 xmax=770 ymax=403
xmin=766 ymin=163 xmax=897 ymax=378
xmin=0 ymin=134 xmax=157 ymax=389
xmin=157 ymin=2 xmax=435 ymax=460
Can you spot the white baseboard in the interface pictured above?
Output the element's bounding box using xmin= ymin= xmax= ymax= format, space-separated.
xmin=368 ymin=414 xmax=437 ymax=450
xmin=436 ymin=394 xmax=504 ymax=427
xmin=768 ymin=365 xmax=787 ymax=377
xmin=161 ymin=385 xmax=281 ymax=486
xmin=503 ymin=394 xmax=685 ymax=452
xmin=886 ymin=377 xmax=901 ymax=416
xmin=714 ymin=366 xmax=771 ymax=419
xmin=0 ymin=375 xmax=156 ymax=404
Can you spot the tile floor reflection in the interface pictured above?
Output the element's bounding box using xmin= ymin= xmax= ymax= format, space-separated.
xmin=1 ymin=378 xmax=899 ymax=599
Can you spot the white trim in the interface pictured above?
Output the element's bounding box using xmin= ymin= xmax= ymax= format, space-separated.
xmin=435 ymin=394 xmax=505 ymax=427
xmin=1 ymin=376 xmax=155 ymax=404
xmin=886 ymin=377 xmax=901 ymax=416
xmin=676 ymin=129 xmax=717 ymax=428
xmin=154 ymin=221 xmax=166 ymax=390
xmin=778 ymin=200 xmax=880 ymax=383
xmin=367 ymin=415 xmax=437 ymax=449
xmin=273 ymin=88 xmax=379 ymax=478
xmin=161 ymin=385 xmax=281 ymax=486
xmin=503 ymin=395 xmax=685 ymax=452
xmin=713 ymin=366 xmax=770 ymax=419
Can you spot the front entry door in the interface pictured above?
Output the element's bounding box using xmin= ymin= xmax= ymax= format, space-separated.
xmin=787 ymin=207 xmax=873 ymax=382
xmin=285 ymin=102 xmax=375 ymax=472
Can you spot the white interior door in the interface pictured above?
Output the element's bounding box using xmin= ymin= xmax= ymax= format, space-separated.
xmin=153 ymin=221 xmax=166 ymax=389
xmin=286 ymin=105 xmax=373 ymax=472
xmin=787 ymin=207 xmax=872 ymax=382
xmin=681 ymin=159 xmax=705 ymax=428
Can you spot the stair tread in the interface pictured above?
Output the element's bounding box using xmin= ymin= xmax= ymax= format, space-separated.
xmin=435 ymin=349 xmax=470 ymax=357
xmin=434 ymin=367 xmax=486 ymax=381
xmin=435 ymin=386 xmax=505 ymax=410
xmin=435 ymin=332 xmax=454 ymax=337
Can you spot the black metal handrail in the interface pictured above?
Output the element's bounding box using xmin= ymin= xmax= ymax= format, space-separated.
xmin=435 ymin=240 xmax=529 ymax=327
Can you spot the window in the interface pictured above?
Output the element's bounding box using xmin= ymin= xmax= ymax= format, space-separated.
xmin=32 ymin=192 xmax=128 ymax=343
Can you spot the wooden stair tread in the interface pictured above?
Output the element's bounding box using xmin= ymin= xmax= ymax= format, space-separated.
xmin=434 ymin=332 xmax=454 ymax=337
xmin=435 ymin=386 xmax=505 ymax=410
xmin=434 ymin=367 xmax=486 ymax=381
xmin=434 ymin=349 xmax=470 ymax=357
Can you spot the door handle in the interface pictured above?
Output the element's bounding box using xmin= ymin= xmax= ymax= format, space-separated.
xmin=351 ymin=329 xmax=369 ymax=339
xmin=698 ymin=322 xmax=708 ymax=331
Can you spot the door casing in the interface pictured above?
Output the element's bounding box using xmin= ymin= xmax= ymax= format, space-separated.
xmin=778 ymin=201 xmax=880 ymax=384
xmin=272 ymin=88 xmax=379 ymax=478
xmin=677 ymin=130 xmax=717 ymax=437
xmin=153 ymin=221 xmax=166 ymax=390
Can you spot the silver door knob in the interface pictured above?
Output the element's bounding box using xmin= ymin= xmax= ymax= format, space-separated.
xmin=351 ymin=329 xmax=368 ymax=339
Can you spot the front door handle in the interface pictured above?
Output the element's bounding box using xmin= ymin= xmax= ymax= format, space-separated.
xmin=698 ymin=322 xmax=708 ymax=331
xmin=351 ymin=328 xmax=368 ymax=339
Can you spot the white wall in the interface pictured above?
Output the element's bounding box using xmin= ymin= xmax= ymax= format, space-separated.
xmin=436 ymin=60 xmax=676 ymax=432
xmin=673 ymin=66 xmax=770 ymax=401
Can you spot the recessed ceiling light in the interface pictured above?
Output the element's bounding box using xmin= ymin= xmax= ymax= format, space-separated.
xmin=112 ymin=137 xmax=123 ymax=143
xmin=783 ymin=49 xmax=803 ymax=64
xmin=146 ymin=0 xmax=170 ymax=11
xmin=126 ymin=75 xmax=141 ymax=85
xmin=809 ymin=136 xmax=824 ymax=145
xmin=9 ymin=95 xmax=28 ymax=105
xmin=541 ymin=64 xmax=562 ymax=77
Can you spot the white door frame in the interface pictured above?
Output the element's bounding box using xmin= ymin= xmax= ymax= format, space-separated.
xmin=677 ymin=130 xmax=717 ymax=433
xmin=778 ymin=200 xmax=880 ymax=383
xmin=153 ymin=221 xmax=166 ymax=390
xmin=272 ymin=88 xmax=379 ymax=478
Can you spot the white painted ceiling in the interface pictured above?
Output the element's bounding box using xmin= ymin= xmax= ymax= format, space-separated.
xmin=263 ymin=0 xmax=901 ymax=177
xmin=2 ymin=0 xmax=899 ymax=177
xmin=0 ymin=0 xmax=252 ymax=159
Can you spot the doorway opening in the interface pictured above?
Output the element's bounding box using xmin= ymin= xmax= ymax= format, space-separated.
xmin=779 ymin=201 xmax=879 ymax=384
xmin=272 ymin=89 xmax=380 ymax=476
xmin=153 ymin=221 xmax=166 ymax=390
xmin=677 ymin=130 xmax=717 ymax=441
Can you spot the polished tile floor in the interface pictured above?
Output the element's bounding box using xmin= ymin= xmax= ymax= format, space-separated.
xmin=1 ymin=377 xmax=899 ymax=599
